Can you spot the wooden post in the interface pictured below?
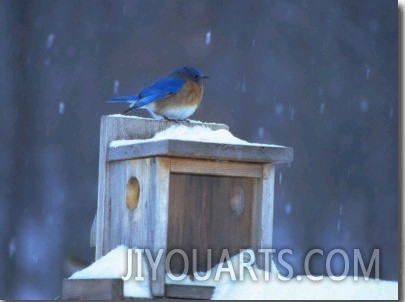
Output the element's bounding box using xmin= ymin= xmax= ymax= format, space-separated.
xmin=252 ymin=164 xmax=275 ymax=271
xmin=151 ymin=157 xmax=170 ymax=296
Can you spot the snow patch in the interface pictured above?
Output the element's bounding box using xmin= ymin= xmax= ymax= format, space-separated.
xmin=109 ymin=124 xmax=284 ymax=148
xmin=212 ymin=271 xmax=397 ymax=300
xmin=69 ymin=246 xmax=398 ymax=300
xmin=107 ymin=114 xmax=222 ymax=126
xmin=69 ymin=245 xmax=151 ymax=298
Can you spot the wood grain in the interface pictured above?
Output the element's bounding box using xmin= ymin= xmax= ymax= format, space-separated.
xmin=95 ymin=115 xmax=228 ymax=259
xmin=105 ymin=158 xmax=170 ymax=297
xmin=165 ymin=284 xmax=214 ymax=300
xmin=108 ymin=139 xmax=293 ymax=164
xmin=150 ymin=157 xmax=171 ymax=296
xmin=62 ymin=279 xmax=123 ymax=300
xmin=94 ymin=115 xmax=292 ymax=299
xmin=167 ymin=174 xmax=255 ymax=274
xmin=170 ymin=158 xmax=263 ymax=177
xmin=252 ymin=164 xmax=275 ymax=271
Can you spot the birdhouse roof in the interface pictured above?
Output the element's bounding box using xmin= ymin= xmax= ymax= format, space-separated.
xmin=107 ymin=125 xmax=293 ymax=164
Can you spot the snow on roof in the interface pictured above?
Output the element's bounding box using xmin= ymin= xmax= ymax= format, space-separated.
xmin=69 ymin=245 xmax=398 ymax=300
xmin=110 ymin=124 xmax=284 ymax=148
xmin=107 ymin=114 xmax=224 ymax=126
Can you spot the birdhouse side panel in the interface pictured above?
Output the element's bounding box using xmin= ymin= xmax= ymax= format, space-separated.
xmin=107 ymin=158 xmax=156 ymax=250
xmin=167 ymin=174 xmax=256 ymax=275
xmin=251 ymin=164 xmax=275 ymax=271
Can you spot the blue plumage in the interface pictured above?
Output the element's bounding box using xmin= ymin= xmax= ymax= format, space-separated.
xmin=108 ymin=66 xmax=208 ymax=120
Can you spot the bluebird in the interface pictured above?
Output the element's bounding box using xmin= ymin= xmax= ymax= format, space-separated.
xmin=108 ymin=66 xmax=208 ymax=121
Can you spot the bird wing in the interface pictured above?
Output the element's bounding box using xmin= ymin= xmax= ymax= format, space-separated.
xmin=134 ymin=77 xmax=184 ymax=108
xmin=107 ymin=76 xmax=184 ymax=109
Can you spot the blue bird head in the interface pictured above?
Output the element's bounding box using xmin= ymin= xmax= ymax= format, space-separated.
xmin=170 ymin=66 xmax=209 ymax=83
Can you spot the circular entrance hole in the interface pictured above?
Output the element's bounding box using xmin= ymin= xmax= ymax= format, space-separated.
xmin=230 ymin=186 xmax=245 ymax=216
xmin=126 ymin=176 xmax=140 ymax=210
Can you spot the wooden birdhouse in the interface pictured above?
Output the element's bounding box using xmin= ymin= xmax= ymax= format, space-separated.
xmin=93 ymin=115 xmax=293 ymax=299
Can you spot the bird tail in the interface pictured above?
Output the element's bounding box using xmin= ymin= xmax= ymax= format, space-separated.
xmin=107 ymin=95 xmax=139 ymax=103
xmin=108 ymin=95 xmax=140 ymax=115
xmin=107 ymin=95 xmax=139 ymax=114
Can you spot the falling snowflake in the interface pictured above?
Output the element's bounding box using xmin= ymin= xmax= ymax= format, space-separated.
xmin=258 ymin=126 xmax=264 ymax=138
xmin=241 ymin=75 xmax=246 ymax=93
xmin=47 ymin=33 xmax=55 ymax=49
xmin=285 ymin=202 xmax=292 ymax=215
xmin=275 ymin=104 xmax=284 ymax=115
xmin=365 ymin=65 xmax=371 ymax=80
xmin=360 ymin=98 xmax=369 ymax=113
xmin=205 ymin=31 xmax=211 ymax=45
xmin=113 ymin=79 xmax=120 ymax=95
xmin=337 ymin=202 xmax=343 ymax=232
xmin=8 ymin=238 xmax=16 ymax=257
xmin=320 ymin=102 xmax=325 ymax=114
xmin=58 ymin=102 xmax=65 ymax=115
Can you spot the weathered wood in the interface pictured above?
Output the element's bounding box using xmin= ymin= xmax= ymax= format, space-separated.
xmin=90 ymin=216 xmax=96 ymax=247
xmin=108 ymin=139 xmax=293 ymax=164
xmin=93 ymin=115 xmax=293 ymax=299
xmin=170 ymin=158 xmax=263 ymax=178
xmin=108 ymin=158 xmax=154 ymax=250
xmin=150 ymin=157 xmax=171 ymax=297
xmin=105 ymin=157 xmax=170 ymax=297
xmin=62 ymin=279 xmax=123 ymax=300
xmin=165 ymin=284 xmax=215 ymax=300
xmin=62 ymin=279 xmax=214 ymax=300
xmin=252 ymin=164 xmax=275 ymax=271
xmin=167 ymin=174 xmax=254 ymax=274
xmin=95 ymin=115 xmax=228 ymax=259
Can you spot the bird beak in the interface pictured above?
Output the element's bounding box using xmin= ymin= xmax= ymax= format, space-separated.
xmin=201 ymin=75 xmax=209 ymax=79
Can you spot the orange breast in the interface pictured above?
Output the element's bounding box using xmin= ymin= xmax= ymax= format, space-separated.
xmin=154 ymin=80 xmax=204 ymax=120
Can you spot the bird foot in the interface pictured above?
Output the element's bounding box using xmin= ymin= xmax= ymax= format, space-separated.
xmin=122 ymin=107 xmax=133 ymax=115
xmin=163 ymin=116 xmax=180 ymax=123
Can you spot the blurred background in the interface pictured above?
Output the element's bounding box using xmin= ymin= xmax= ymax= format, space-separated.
xmin=0 ymin=0 xmax=398 ymax=299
